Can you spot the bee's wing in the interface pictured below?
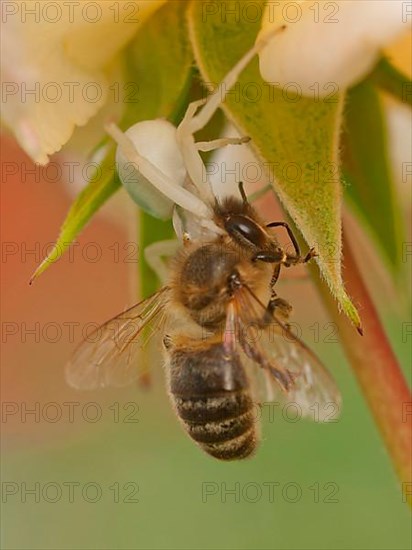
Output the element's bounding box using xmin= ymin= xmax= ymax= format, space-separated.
xmin=232 ymin=286 xmax=341 ymax=421
xmin=65 ymin=287 xmax=171 ymax=390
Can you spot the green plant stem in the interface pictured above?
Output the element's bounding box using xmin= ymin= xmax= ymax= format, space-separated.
xmin=317 ymin=229 xmax=412 ymax=506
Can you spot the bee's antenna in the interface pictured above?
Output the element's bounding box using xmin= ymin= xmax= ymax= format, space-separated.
xmin=238 ymin=182 xmax=249 ymax=204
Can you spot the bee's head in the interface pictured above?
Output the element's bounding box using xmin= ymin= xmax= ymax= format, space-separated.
xmin=214 ymin=196 xmax=269 ymax=251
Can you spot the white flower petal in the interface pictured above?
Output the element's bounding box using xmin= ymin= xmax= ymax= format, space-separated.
xmin=258 ymin=0 xmax=410 ymax=97
xmin=1 ymin=0 xmax=165 ymax=164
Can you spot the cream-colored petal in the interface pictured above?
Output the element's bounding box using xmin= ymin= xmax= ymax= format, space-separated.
xmin=258 ymin=0 xmax=410 ymax=97
xmin=1 ymin=0 xmax=165 ymax=164
xmin=63 ymin=56 xmax=126 ymax=158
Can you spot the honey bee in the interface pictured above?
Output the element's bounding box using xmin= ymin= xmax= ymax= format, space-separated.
xmin=66 ymin=183 xmax=341 ymax=460
xmin=66 ymin=28 xmax=341 ymax=459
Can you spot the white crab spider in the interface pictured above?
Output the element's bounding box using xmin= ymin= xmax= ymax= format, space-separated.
xmin=106 ymin=25 xmax=286 ymax=262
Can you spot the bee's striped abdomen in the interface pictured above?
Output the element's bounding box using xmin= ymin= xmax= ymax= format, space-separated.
xmin=168 ymin=343 xmax=259 ymax=460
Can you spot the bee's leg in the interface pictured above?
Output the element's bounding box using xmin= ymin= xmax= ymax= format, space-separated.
xmin=240 ymin=332 xmax=294 ymax=392
xmin=231 ymin=273 xmax=294 ymax=391
xmin=270 ymin=262 xmax=281 ymax=290
xmin=266 ymin=221 xmax=301 ymax=256
xmin=252 ymin=250 xmax=284 ymax=263
xmin=144 ymin=240 xmax=180 ymax=284
xmin=266 ymin=221 xmax=317 ymax=266
xmin=259 ymin=263 xmax=292 ymax=325
xmin=283 ymin=247 xmax=317 ymax=267
xmin=266 ymin=296 xmax=292 ymax=321
xmin=252 ymin=248 xmax=316 ymax=266
xmin=302 ymin=247 xmax=317 ymax=262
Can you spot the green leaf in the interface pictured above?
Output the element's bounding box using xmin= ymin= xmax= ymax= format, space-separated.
xmin=342 ymin=81 xmax=405 ymax=274
xmin=367 ymin=57 xmax=412 ymax=108
xmin=30 ymin=148 xmax=120 ymax=282
xmin=187 ymin=0 xmax=361 ymax=330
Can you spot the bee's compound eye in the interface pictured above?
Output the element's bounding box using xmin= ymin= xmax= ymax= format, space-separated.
xmin=225 ymin=215 xmax=266 ymax=248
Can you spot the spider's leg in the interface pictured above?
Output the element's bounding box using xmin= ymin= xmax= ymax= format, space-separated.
xmin=144 ymin=240 xmax=180 ymax=284
xmin=175 ymin=25 xmax=285 ymax=205
xmin=188 ymin=25 xmax=286 ymax=134
xmin=196 ymin=136 xmax=250 ymax=152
